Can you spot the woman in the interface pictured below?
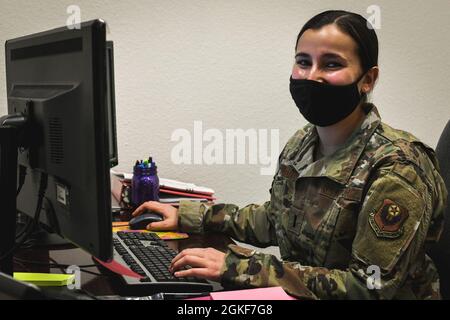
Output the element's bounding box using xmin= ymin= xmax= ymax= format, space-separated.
xmin=132 ymin=10 xmax=447 ymax=299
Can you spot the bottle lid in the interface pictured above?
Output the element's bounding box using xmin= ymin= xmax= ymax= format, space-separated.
xmin=133 ymin=165 xmax=142 ymax=174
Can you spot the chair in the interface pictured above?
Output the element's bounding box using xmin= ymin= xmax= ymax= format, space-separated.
xmin=428 ymin=120 xmax=450 ymax=299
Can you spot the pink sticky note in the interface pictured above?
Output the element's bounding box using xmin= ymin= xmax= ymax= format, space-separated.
xmin=210 ymin=287 xmax=297 ymax=300
xmin=93 ymin=257 xmax=143 ymax=279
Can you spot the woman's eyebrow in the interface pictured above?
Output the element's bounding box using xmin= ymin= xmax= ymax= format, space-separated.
xmin=295 ymin=52 xmax=310 ymax=59
xmin=295 ymin=52 xmax=346 ymax=60
xmin=321 ymin=52 xmax=346 ymax=60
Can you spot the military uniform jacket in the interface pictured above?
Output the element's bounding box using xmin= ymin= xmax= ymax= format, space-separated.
xmin=177 ymin=103 xmax=447 ymax=299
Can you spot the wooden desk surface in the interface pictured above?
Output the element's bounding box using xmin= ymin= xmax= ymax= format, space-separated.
xmin=14 ymin=232 xmax=234 ymax=297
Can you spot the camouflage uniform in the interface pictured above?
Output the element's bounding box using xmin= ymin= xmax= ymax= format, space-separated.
xmin=177 ymin=103 xmax=447 ymax=300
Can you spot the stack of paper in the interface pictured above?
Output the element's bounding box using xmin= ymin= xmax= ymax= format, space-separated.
xmin=111 ymin=170 xmax=216 ymax=207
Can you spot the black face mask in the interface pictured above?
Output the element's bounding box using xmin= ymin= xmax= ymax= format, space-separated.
xmin=289 ymin=73 xmax=366 ymax=127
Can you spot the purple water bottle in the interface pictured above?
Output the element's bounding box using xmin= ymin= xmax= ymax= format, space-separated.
xmin=132 ymin=161 xmax=143 ymax=207
xmin=148 ymin=159 xmax=160 ymax=201
xmin=132 ymin=157 xmax=160 ymax=207
xmin=138 ymin=165 xmax=152 ymax=205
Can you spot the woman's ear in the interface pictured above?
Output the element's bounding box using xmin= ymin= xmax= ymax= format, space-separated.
xmin=362 ymin=66 xmax=379 ymax=94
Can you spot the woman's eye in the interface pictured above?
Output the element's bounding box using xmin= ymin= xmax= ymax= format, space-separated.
xmin=296 ymin=59 xmax=311 ymax=67
xmin=325 ymin=62 xmax=342 ymax=69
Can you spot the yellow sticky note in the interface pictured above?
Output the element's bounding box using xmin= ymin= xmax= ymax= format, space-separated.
xmin=13 ymin=273 xmax=75 ymax=287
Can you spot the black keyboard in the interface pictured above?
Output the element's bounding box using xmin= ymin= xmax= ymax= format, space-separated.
xmin=112 ymin=231 xmax=213 ymax=294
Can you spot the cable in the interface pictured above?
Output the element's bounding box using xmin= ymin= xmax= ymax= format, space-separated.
xmin=16 ymin=165 xmax=27 ymax=196
xmin=0 ymin=173 xmax=47 ymax=262
xmin=48 ymin=257 xmax=67 ymax=273
xmin=15 ymin=166 xmax=31 ymax=240
xmin=15 ymin=218 xmax=33 ymax=241
xmin=15 ymin=222 xmax=30 ymax=240
xmin=76 ymin=269 xmax=103 ymax=277
xmin=16 ymin=198 xmax=60 ymax=243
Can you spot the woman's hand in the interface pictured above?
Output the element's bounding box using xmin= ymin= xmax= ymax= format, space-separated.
xmin=169 ymin=247 xmax=226 ymax=282
xmin=131 ymin=201 xmax=179 ymax=231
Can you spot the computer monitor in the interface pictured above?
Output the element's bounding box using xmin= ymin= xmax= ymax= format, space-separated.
xmin=0 ymin=19 xmax=115 ymax=274
xmin=106 ymin=41 xmax=118 ymax=168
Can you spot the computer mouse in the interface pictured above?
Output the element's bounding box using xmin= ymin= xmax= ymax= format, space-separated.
xmin=129 ymin=211 xmax=164 ymax=230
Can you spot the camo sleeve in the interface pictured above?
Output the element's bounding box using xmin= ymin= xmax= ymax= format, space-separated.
xmin=219 ymin=160 xmax=446 ymax=300
xmin=177 ymin=200 xmax=277 ymax=247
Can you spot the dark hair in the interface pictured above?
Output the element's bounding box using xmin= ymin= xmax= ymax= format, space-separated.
xmin=296 ymin=10 xmax=379 ymax=74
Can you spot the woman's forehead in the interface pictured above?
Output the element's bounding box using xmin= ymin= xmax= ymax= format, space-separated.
xmin=296 ymin=24 xmax=358 ymax=58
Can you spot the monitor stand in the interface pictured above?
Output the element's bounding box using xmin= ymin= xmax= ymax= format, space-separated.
xmin=16 ymin=208 xmax=72 ymax=249
xmin=0 ymin=112 xmax=29 ymax=275
xmin=0 ymin=125 xmax=19 ymax=275
xmin=26 ymin=227 xmax=72 ymax=248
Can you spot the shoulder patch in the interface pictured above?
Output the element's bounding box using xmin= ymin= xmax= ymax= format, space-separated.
xmin=369 ymin=199 xmax=409 ymax=239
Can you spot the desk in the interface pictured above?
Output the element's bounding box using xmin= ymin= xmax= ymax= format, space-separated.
xmin=13 ymin=232 xmax=235 ymax=297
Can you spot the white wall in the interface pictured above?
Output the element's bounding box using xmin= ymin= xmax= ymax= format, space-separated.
xmin=1 ymin=0 xmax=450 ymax=210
